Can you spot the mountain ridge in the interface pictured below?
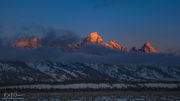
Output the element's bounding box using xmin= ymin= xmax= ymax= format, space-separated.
xmin=12 ymin=32 xmax=158 ymax=53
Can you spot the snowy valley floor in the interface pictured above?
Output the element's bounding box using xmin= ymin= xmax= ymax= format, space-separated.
xmin=0 ymin=83 xmax=180 ymax=90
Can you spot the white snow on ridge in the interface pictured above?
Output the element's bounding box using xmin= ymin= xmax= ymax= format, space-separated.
xmin=1 ymin=61 xmax=180 ymax=83
xmin=61 ymin=69 xmax=78 ymax=78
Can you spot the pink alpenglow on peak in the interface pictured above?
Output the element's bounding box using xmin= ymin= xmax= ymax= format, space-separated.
xmin=140 ymin=42 xmax=158 ymax=53
xmin=131 ymin=42 xmax=158 ymax=53
xmin=83 ymin=32 xmax=129 ymax=51
xmin=106 ymin=40 xmax=121 ymax=50
xmin=83 ymin=32 xmax=104 ymax=45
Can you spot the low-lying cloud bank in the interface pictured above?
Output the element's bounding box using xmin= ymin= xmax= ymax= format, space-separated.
xmin=0 ymin=42 xmax=180 ymax=66
xmin=57 ymin=50 xmax=180 ymax=66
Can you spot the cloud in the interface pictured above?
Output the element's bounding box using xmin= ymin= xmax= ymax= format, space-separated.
xmin=56 ymin=51 xmax=180 ymax=66
xmin=41 ymin=28 xmax=82 ymax=46
xmin=79 ymin=44 xmax=116 ymax=55
xmin=93 ymin=0 xmax=117 ymax=9
xmin=0 ymin=44 xmax=64 ymax=61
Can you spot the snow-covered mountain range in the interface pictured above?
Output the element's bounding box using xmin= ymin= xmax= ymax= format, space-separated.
xmin=0 ymin=61 xmax=180 ymax=85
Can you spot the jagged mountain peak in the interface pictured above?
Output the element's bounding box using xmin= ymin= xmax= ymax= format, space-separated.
xmin=83 ymin=32 xmax=104 ymax=45
xmin=106 ymin=40 xmax=121 ymax=49
xmin=89 ymin=32 xmax=100 ymax=37
xmin=141 ymin=42 xmax=158 ymax=53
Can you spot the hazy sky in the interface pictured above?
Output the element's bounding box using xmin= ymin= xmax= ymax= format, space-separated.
xmin=0 ymin=0 xmax=180 ymax=53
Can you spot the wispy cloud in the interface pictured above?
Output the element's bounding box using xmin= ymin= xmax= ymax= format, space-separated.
xmin=41 ymin=28 xmax=82 ymax=46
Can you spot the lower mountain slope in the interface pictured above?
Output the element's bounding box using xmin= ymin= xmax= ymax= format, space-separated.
xmin=0 ymin=61 xmax=180 ymax=85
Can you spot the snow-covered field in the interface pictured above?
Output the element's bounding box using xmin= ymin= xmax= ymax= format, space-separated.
xmin=0 ymin=83 xmax=180 ymax=90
